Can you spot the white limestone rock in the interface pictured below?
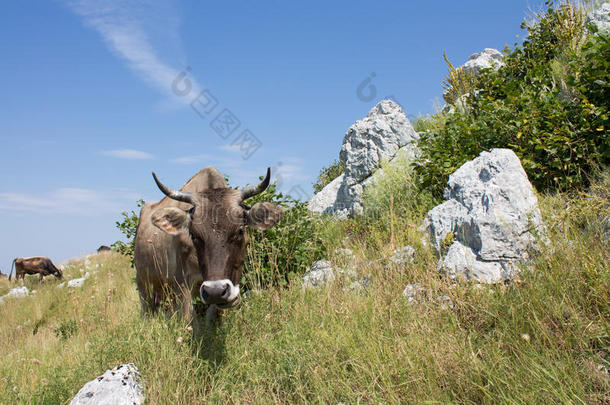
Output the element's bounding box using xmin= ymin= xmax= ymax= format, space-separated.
xmin=442 ymin=48 xmax=503 ymax=112
xmin=588 ymin=2 xmax=610 ymax=33
xmin=463 ymin=48 xmax=504 ymax=75
xmin=438 ymin=241 xmax=516 ymax=283
xmin=340 ymin=100 xmax=416 ymax=185
xmin=68 ymin=272 xmax=91 ymax=288
xmin=391 ymin=245 xmax=415 ymax=265
xmin=0 ymin=286 xmax=30 ymax=304
xmin=402 ymin=283 xmax=425 ymax=303
xmin=302 ymin=260 xmax=336 ymax=288
xmin=345 ymin=277 xmax=372 ymax=293
xmin=424 ymin=149 xmax=546 ymax=283
xmin=334 ymin=248 xmax=355 ymax=260
xmin=70 ymin=363 xmax=144 ymax=405
xmin=302 ymin=260 xmax=357 ymax=289
xmin=308 ymin=174 xmax=344 ymax=214
xmin=308 ymin=100 xmax=420 ymax=217
xmin=334 ymin=100 xmax=419 ymax=216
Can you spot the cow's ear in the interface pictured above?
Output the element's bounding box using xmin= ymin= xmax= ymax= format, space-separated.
xmin=151 ymin=207 xmax=191 ymax=235
xmin=246 ymin=202 xmax=283 ymax=230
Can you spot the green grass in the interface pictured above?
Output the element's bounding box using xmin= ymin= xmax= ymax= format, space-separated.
xmin=0 ymin=176 xmax=608 ymax=403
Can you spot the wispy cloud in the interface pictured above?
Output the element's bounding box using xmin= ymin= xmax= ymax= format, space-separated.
xmin=65 ymin=0 xmax=201 ymax=104
xmin=218 ymin=144 xmax=242 ymax=153
xmin=101 ymin=149 xmax=154 ymax=160
xmin=171 ymin=152 xmax=247 ymax=168
xmin=274 ymin=157 xmax=308 ymax=183
xmin=171 ymin=154 xmax=215 ymax=165
xmin=0 ymin=188 xmax=141 ymax=215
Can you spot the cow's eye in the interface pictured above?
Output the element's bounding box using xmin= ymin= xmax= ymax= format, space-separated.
xmin=230 ymin=228 xmax=245 ymax=242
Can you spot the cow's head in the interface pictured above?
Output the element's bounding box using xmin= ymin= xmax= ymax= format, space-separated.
xmin=150 ymin=168 xmax=282 ymax=309
xmin=54 ymin=267 xmax=63 ymax=279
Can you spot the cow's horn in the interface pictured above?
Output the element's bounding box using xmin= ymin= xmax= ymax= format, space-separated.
xmin=240 ymin=167 xmax=271 ymax=201
xmin=152 ymin=172 xmax=194 ymax=204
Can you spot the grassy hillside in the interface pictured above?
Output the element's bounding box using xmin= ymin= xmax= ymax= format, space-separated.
xmin=0 ymin=181 xmax=608 ymax=404
xmin=1 ymin=2 xmax=608 ymax=403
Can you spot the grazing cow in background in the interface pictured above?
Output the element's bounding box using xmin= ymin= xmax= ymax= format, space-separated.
xmin=97 ymin=245 xmax=112 ymax=253
xmin=9 ymin=257 xmax=63 ymax=283
xmin=0 ymin=270 xmax=6 ymax=278
xmin=134 ymin=166 xmax=282 ymax=329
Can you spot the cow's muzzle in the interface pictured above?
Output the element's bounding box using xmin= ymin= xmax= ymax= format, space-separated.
xmin=200 ymin=279 xmax=240 ymax=308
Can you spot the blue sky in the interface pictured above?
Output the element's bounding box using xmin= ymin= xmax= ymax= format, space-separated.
xmin=0 ymin=0 xmax=545 ymax=273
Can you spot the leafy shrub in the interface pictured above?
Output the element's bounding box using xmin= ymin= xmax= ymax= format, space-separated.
xmin=359 ymin=157 xmax=437 ymax=251
xmin=416 ymin=1 xmax=609 ymax=197
xmin=54 ymin=319 xmax=78 ymax=340
xmin=313 ymin=159 xmax=345 ymax=193
xmin=112 ymin=199 xmax=145 ymax=266
xmin=363 ymin=158 xmax=436 ymax=221
xmin=412 ymin=114 xmax=445 ymax=133
xmin=441 ymin=51 xmax=479 ymax=105
xmin=242 ymin=181 xmax=326 ymax=290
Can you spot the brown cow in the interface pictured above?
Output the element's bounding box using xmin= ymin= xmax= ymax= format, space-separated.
xmin=9 ymin=257 xmax=63 ymax=283
xmin=134 ymin=167 xmax=282 ymax=328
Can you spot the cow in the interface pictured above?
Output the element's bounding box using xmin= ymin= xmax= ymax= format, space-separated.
xmin=9 ymin=257 xmax=63 ymax=283
xmin=97 ymin=245 xmax=112 ymax=253
xmin=134 ymin=166 xmax=282 ymax=329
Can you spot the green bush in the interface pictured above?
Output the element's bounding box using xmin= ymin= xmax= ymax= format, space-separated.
xmin=53 ymin=319 xmax=78 ymax=340
xmin=412 ymin=114 xmax=445 ymax=133
xmin=416 ymin=1 xmax=609 ymax=197
xmin=242 ymin=181 xmax=326 ymax=290
xmin=363 ymin=158 xmax=437 ymax=222
xmin=441 ymin=51 xmax=479 ymax=105
xmin=112 ymin=199 xmax=145 ymax=266
xmin=313 ymin=159 xmax=345 ymax=193
xmin=358 ymin=157 xmax=437 ymax=251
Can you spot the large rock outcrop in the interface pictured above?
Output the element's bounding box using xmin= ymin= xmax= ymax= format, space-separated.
xmin=588 ymin=2 xmax=610 ymax=34
xmin=423 ymin=149 xmax=546 ymax=283
xmin=308 ymin=174 xmax=344 ymax=214
xmin=308 ymin=100 xmax=419 ymax=217
xmin=462 ymin=48 xmax=504 ymax=75
xmin=70 ymin=364 xmax=144 ymax=405
xmin=442 ymin=48 xmax=504 ymax=113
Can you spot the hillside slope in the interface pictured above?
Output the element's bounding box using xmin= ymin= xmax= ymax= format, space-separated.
xmin=0 ymin=186 xmax=608 ymax=404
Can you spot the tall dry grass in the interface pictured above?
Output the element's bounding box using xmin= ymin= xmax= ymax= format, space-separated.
xmin=0 ymin=173 xmax=608 ymax=404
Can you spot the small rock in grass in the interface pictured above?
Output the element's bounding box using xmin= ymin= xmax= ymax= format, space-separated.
xmin=70 ymin=363 xmax=144 ymax=405
xmin=391 ymin=245 xmax=415 ymax=265
xmin=402 ymin=283 xmax=425 ymax=303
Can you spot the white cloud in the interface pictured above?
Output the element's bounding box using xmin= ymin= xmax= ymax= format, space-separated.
xmin=66 ymin=0 xmax=201 ymax=105
xmin=273 ymin=157 xmax=308 ymax=183
xmin=101 ymin=149 xmax=154 ymax=160
xmin=218 ymin=144 xmax=242 ymax=153
xmin=171 ymin=154 xmax=215 ymax=165
xmin=0 ymin=188 xmax=141 ymax=215
xmin=171 ymin=153 xmax=247 ymax=168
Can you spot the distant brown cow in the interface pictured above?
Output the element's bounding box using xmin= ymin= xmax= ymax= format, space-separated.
xmin=97 ymin=245 xmax=112 ymax=253
xmin=9 ymin=257 xmax=63 ymax=283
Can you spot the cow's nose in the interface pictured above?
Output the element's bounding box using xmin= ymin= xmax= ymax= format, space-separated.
xmin=200 ymin=280 xmax=232 ymax=305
